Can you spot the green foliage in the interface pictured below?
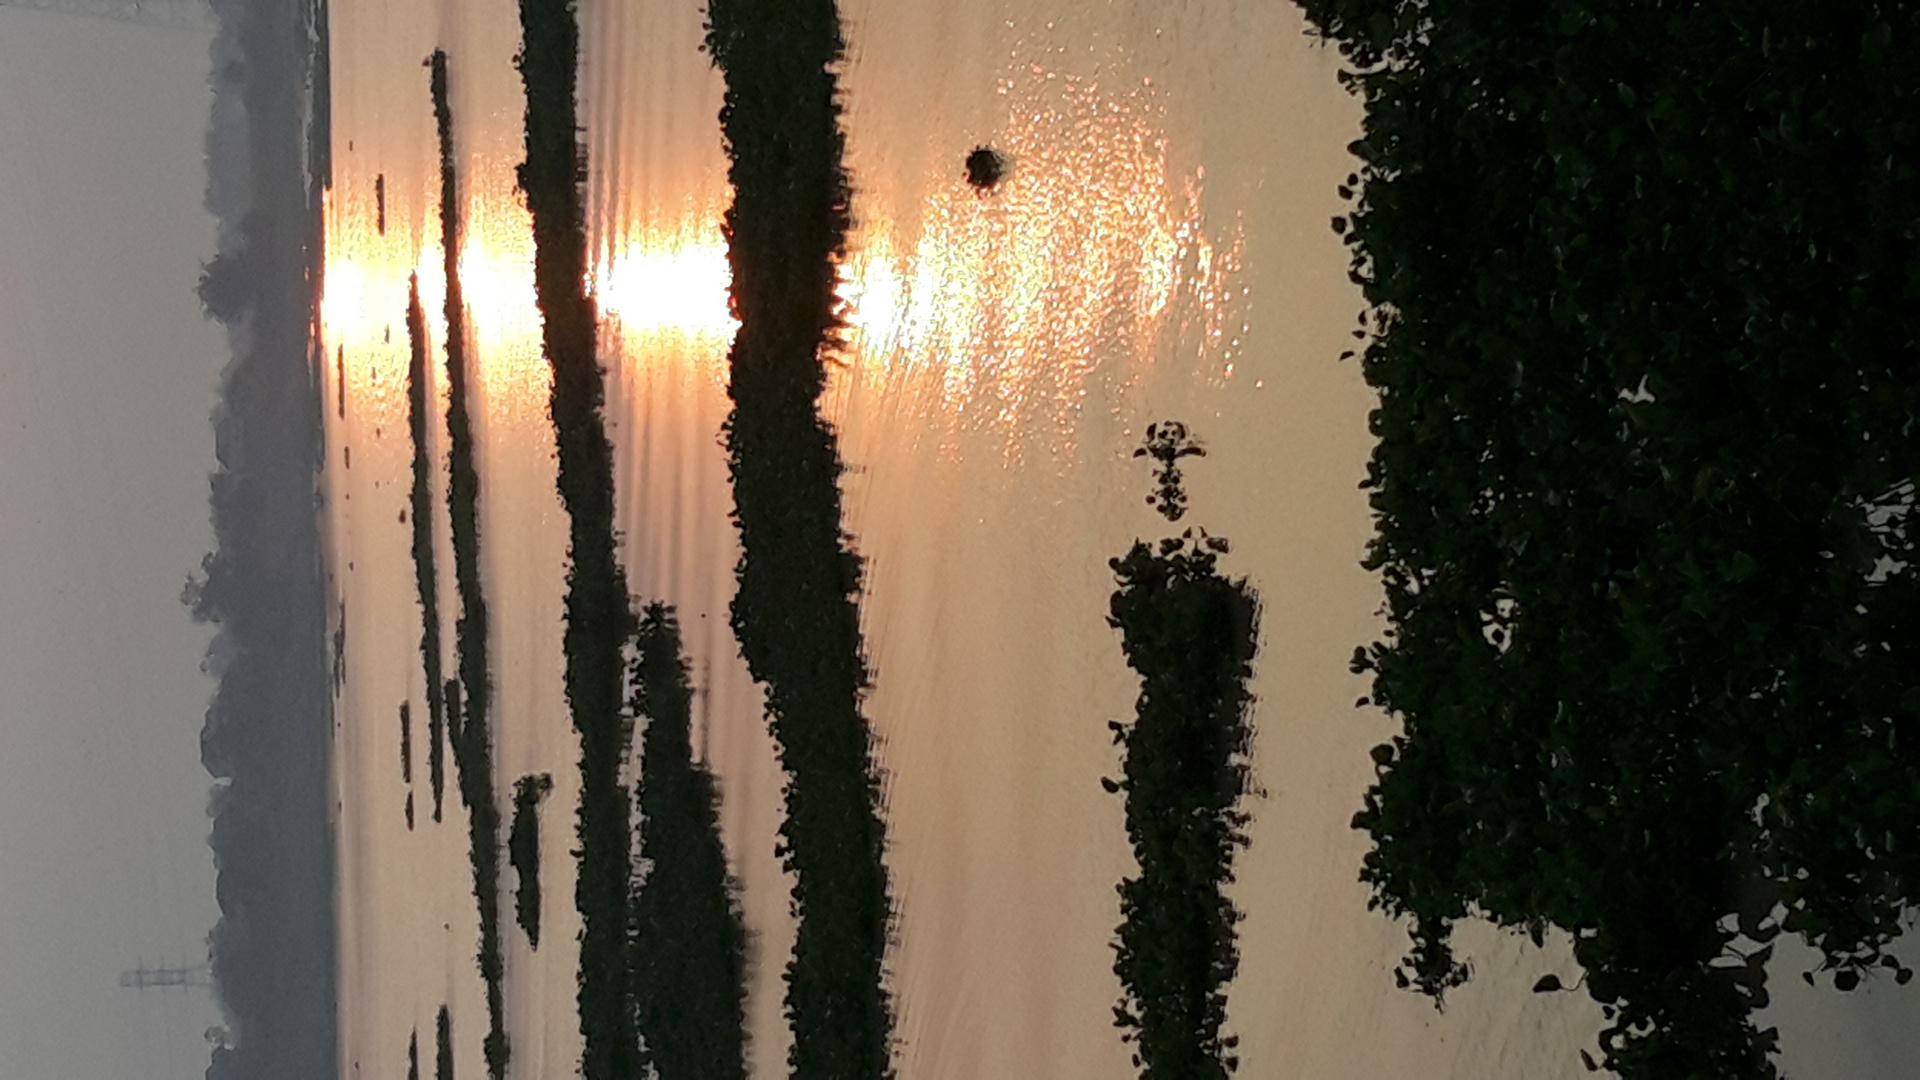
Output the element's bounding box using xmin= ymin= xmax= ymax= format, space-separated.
xmin=705 ymin=0 xmax=897 ymax=1076
xmin=430 ymin=52 xmax=508 ymax=1080
xmin=1107 ymin=426 xmax=1259 ymax=1080
xmin=629 ymin=603 xmax=750 ymax=1080
xmin=510 ymin=773 xmax=553 ymax=948
xmin=1293 ymin=0 xmax=1920 ymax=1075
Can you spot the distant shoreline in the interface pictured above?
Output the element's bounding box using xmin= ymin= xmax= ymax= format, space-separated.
xmin=191 ymin=0 xmax=338 ymax=1074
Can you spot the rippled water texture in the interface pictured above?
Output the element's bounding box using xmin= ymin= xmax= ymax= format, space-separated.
xmin=321 ymin=0 xmax=1613 ymax=1077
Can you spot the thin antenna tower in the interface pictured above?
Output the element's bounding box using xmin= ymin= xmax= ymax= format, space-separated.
xmin=120 ymin=962 xmax=213 ymax=990
xmin=0 ymin=0 xmax=213 ymax=33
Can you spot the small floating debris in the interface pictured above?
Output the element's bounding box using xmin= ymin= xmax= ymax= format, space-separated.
xmin=964 ymin=145 xmax=1007 ymax=191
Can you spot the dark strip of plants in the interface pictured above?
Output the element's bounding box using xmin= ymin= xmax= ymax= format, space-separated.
xmin=405 ymin=275 xmax=450 ymax=823
xmin=509 ymin=9 xmax=642 ymax=1080
xmin=509 ymin=772 xmax=553 ymax=948
xmin=1295 ymin=1 xmax=1920 ymax=1076
xmin=703 ymin=0 xmax=896 ymax=1074
xmin=430 ymin=50 xmax=508 ymax=1080
xmin=408 ymin=1029 xmax=420 ymax=1080
xmin=400 ymin=700 xmax=414 ymax=784
xmin=436 ymin=1006 xmax=453 ymax=1080
xmin=1105 ymin=423 xmax=1258 ymax=1080
xmin=629 ymin=602 xmax=750 ymax=1080
xmin=401 ymin=701 xmax=416 ymax=830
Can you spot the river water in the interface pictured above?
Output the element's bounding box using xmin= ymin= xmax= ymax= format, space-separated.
xmin=318 ymin=0 xmax=1624 ymax=1076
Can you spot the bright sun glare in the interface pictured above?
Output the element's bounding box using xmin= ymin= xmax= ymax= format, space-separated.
xmin=595 ymin=239 xmax=736 ymax=342
xmin=324 ymin=63 xmax=1239 ymax=432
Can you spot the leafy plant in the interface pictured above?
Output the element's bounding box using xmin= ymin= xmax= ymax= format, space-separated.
xmin=1294 ymin=1 xmax=1920 ymax=1074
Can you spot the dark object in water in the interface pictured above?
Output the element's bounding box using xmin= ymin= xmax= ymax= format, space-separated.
xmin=964 ymin=146 xmax=1006 ymax=190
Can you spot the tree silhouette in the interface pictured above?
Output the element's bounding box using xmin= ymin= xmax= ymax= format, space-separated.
xmin=1107 ymin=422 xmax=1258 ymax=1079
xmin=1294 ymin=0 xmax=1920 ymax=1075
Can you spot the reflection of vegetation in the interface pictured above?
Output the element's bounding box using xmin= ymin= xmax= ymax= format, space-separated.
xmin=436 ymin=1006 xmax=452 ymax=1080
xmin=509 ymin=773 xmax=553 ymax=948
xmin=1294 ymin=2 xmax=1920 ymax=1075
xmin=629 ymin=603 xmax=749 ymax=1080
xmin=405 ymin=277 xmax=449 ymax=824
xmin=510 ymin=9 xmax=642 ymax=1080
xmin=705 ymin=0 xmax=896 ymax=1076
xmin=1106 ymin=423 xmax=1258 ymax=1080
xmin=430 ymin=51 xmax=507 ymax=1080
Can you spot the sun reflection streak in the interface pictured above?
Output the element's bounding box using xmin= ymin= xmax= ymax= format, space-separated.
xmin=593 ymin=202 xmax=739 ymax=383
xmin=326 ymin=64 xmax=1239 ymax=451
xmin=835 ymin=66 xmax=1244 ymax=456
xmin=322 ymin=187 xmax=430 ymax=429
xmin=597 ymin=237 xmax=735 ymax=340
xmin=457 ymin=178 xmax=552 ymax=417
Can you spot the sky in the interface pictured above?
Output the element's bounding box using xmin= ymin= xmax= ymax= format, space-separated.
xmin=0 ymin=8 xmax=225 ymax=1080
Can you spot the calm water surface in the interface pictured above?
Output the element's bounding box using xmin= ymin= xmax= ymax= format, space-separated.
xmin=319 ymin=0 xmax=1611 ymax=1076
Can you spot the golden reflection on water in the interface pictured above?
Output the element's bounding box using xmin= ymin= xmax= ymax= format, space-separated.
xmin=323 ymin=179 xmax=551 ymax=427
xmin=595 ymin=223 xmax=736 ymax=372
xmin=597 ymin=239 xmax=735 ymax=337
xmin=458 ymin=180 xmax=552 ymax=420
xmin=837 ymin=66 xmax=1243 ymax=457
xmin=325 ymin=64 xmax=1236 ymax=445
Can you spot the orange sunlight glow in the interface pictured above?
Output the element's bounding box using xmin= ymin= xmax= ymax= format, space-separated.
xmin=321 ymin=186 xmax=438 ymax=432
xmin=457 ymin=180 xmax=552 ymax=420
xmin=835 ymin=66 xmax=1244 ymax=452
xmin=596 ymin=235 xmax=736 ymax=345
xmin=325 ymin=64 xmax=1239 ymax=448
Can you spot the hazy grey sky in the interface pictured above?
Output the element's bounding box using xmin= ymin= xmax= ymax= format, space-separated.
xmin=0 ymin=9 xmax=224 ymax=1079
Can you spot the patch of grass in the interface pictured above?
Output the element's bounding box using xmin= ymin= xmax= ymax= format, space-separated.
xmin=629 ymin=603 xmax=749 ymax=1080
xmin=703 ymin=0 xmax=896 ymax=1074
xmin=509 ymin=773 xmax=553 ymax=948
xmin=1106 ymin=423 xmax=1258 ymax=1080
xmin=430 ymin=50 xmax=507 ymax=1080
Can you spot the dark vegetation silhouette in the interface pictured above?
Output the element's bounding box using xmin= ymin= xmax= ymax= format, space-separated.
xmin=509 ymin=773 xmax=553 ymax=948
xmin=436 ymin=1006 xmax=453 ymax=1080
xmin=408 ymin=1029 xmax=419 ymax=1080
xmin=629 ymin=602 xmax=750 ymax=1080
xmin=405 ymin=275 xmax=450 ymax=823
xmin=509 ymin=9 xmax=642 ymax=1080
xmin=963 ymin=146 xmax=1006 ymax=191
xmin=429 ymin=51 xmax=508 ymax=1080
xmin=400 ymin=701 xmax=414 ymax=784
xmin=704 ymin=0 xmax=897 ymax=1074
xmin=1106 ymin=422 xmax=1259 ymax=1080
xmin=189 ymin=0 xmax=336 ymax=1073
xmin=1293 ymin=1 xmax=1920 ymax=1075
xmin=401 ymin=701 xmax=416 ymax=830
